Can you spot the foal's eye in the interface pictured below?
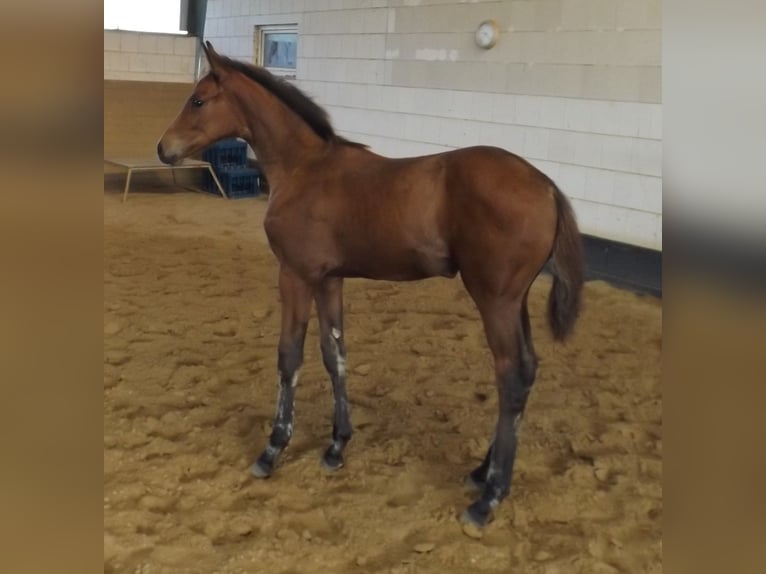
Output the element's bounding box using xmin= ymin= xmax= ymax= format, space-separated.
xmin=190 ymin=97 xmax=204 ymax=108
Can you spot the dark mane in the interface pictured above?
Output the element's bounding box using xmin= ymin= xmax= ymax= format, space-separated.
xmin=220 ymin=56 xmax=367 ymax=149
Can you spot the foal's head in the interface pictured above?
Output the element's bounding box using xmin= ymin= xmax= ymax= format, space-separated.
xmin=157 ymin=42 xmax=242 ymax=165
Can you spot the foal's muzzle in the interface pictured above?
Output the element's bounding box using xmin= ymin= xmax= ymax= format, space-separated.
xmin=157 ymin=141 xmax=177 ymax=165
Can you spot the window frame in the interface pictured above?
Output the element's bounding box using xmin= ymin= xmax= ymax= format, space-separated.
xmin=254 ymin=24 xmax=298 ymax=79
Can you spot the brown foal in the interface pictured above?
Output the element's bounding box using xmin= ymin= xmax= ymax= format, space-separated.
xmin=158 ymin=42 xmax=584 ymax=528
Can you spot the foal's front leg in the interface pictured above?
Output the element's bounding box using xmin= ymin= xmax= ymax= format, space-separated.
xmin=314 ymin=277 xmax=352 ymax=471
xmin=251 ymin=267 xmax=313 ymax=478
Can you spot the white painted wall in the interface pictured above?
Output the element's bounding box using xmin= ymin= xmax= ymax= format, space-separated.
xmin=104 ymin=30 xmax=198 ymax=83
xmin=204 ymin=0 xmax=662 ymax=250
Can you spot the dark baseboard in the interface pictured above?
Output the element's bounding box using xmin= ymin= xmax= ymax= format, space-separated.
xmin=544 ymin=235 xmax=662 ymax=297
xmin=580 ymin=235 xmax=662 ymax=297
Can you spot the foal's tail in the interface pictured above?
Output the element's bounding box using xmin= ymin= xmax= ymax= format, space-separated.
xmin=547 ymin=185 xmax=585 ymax=341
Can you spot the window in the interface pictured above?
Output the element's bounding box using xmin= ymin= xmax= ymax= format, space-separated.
xmin=255 ymin=25 xmax=297 ymax=78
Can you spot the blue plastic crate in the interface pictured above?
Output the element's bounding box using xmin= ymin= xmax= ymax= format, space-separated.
xmin=204 ymin=166 xmax=261 ymax=198
xmin=202 ymin=138 xmax=248 ymax=170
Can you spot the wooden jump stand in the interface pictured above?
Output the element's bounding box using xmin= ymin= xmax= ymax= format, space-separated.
xmin=104 ymin=157 xmax=228 ymax=202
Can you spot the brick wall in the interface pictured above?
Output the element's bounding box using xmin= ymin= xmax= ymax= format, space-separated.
xmin=104 ymin=29 xmax=198 ymax=83
xmin=208 ymin=0 xmax=661 ymax=249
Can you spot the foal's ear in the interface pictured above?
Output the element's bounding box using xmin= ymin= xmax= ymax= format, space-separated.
xmin=202 ymin=41 xmax=228 ymax=81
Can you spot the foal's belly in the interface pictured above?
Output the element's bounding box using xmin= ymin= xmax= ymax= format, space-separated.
xmin=332 ymin=258 xmax=457 ymax=281
xmin=332 ymin=240 xmax=457 ymax=281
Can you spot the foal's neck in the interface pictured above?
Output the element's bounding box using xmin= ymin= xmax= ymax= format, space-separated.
xmin=229 ymin=75 xmax=326 ymax=187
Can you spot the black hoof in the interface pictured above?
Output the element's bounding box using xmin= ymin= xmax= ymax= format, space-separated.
xmin=321 ymin=446 xmax=345 ymax=472
xmin=251 ymin=452 xmax=275 ymax=478
xmin=460 ymin=501 xmax=492 ymax=528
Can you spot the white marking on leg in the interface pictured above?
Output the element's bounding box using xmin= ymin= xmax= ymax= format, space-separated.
xmin=486 ymin=462 xmax=499 ymax=483
xmin=274 ymin=383 xmax=284 ymax=418
xmin=291 ymin=369 xmax=300 ymax=388
xmin=329 ymin=330 xmax=346 ymax=378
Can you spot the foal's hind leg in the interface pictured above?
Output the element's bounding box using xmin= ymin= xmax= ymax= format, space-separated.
xmin=466 ymin=292 xmax=537 ymax=492
xmin=314 ymin=277 xmax=353 ymax=471
xmin=462 ymin=296 xmax=538 ymax=527
xmin=251 ymin=267 xmax=313 ymax=478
